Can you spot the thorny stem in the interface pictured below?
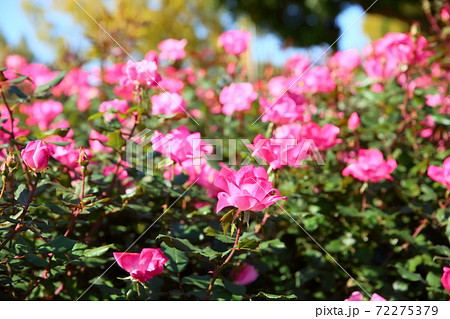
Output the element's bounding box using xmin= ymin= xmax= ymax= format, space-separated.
xmin=205 ymin=212 xmax=243 ymax=300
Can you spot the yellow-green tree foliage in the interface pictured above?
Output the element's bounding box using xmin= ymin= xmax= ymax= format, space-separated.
xmin=22 ymin=0 xmax=224 ymax=60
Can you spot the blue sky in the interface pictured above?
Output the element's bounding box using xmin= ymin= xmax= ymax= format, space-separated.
xmin=0 ymin=0 xmax=370 ymax=66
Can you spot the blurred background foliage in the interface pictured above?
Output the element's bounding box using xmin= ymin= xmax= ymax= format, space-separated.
xmin=0 ymin=0 xmax=440 ymax=65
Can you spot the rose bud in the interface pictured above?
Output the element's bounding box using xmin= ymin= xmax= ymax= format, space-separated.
xmin=21 ymin=140 xmax=50 ymax=172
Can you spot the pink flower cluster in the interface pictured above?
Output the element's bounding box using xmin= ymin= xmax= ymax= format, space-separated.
xmin=249 ymin=122 xmax=341 ymax=170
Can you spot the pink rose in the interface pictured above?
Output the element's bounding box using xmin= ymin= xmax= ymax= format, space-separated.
xmin=214 ymin=165 xmax=286 ymax=212
xmin=21 ymin=100 xmax=63 ymax=130
xmin=103 ymin=161 xmax=133 ymax=188
xmin=248 ymin=134 xmax=307 ymax=170
xmin=48 ymin=139 xmax=80 ymax=169
xmin=285 ymin=54 xmax=310 ymax=75
xmin=120 ymin=59 xmax=161 ymax=87
xmin=89 ymin=130 xmax=112 ymax=154
xmin=53 ymin=69 xmax=99 ymax=112
xmin=21 ymin=140 xmax=50 ymax=172
xmin=348 ymin=112 xmax=360 ymax=130
xmin=231 ymin=263 xmax=259 ymax=285
xmin=151 ymin=92 xmax=186 ymax=115
xmin=113 ymin=248 xmax=168 ymax=283
xmin=425 ymin=94 xmax=443 ymax=107
xmin=151 ymin=126 xmax=212 ymax=164
xmin=300 ymin=67 xmax=336 ymax=93
xmin=104 ymin=63 xmax=126 ymax=84
xmin=267 ymin=76 xmax=292 ymax=97
xmin=158 ymin=77 xmax=184 ymax=93
xmin=260 ymin=96 xmax=308 ymax=124
xmin=345 ymin=291 xmax=386 ymax=301
xmin=370 ymin=293 xmax=387 ymax=301
xmin=442 ymin=267 xmax=450 ymax=293
xmin=219 ymin=82 xmax=257 ymax=116
xmin=428 ymin=157 xmax=450 ymax=189
xmin=329 ymin=49 xmax=361 ymax=71
xmin=342 ymin=149 xmax=397 ymax=183
xmin=0 ymin=107 xmax=29 ymax=145
xmin=158 ymin=39 xmax=187 ymax=61
xmin=273 ymin=123 xmax=303 ymax=139
xmin=217 ymin=30 xmax=251 ymax=55
xmin=345 ymin=291 xmax=363 ymax=301
xmin=300 ymin=122 xmax=342 ymax=151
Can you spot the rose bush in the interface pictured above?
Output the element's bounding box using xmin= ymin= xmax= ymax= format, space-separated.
xmin=0 ymin=7 xmax=450 ymax=301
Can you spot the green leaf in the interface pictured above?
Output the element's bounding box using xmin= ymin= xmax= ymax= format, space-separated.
xmin=434 ymin=245 xmax=450 ymax=257
xmin=182 ymin=275 xmax=212 ymax=289
xmin=88 ymin=112 xmax=104 ymax=121
xmin=204 ymin=226 xmax=235 ymax=244
xmin=25 ymin=253 xmax=48 ymax=268
xmin=426 ymin=272 xmax=442 ymax=288
xmin=8 ymin=85 xmax=28 ymax=100
xmin=84 ymin=244 xmax=115 ymax=258
xmin=107 ymin=130 xmax=125 ymax=149
xmin=395 ymin=265 xmax=424 ymax=282
xmin=48 ymin=141 xmax=71 ymax=147
xmin=156 ymin=235 xmax=196 ymax=253
xmin=7 ymin=75 xmax=28 ymax=84
xmin=430 ymin=113 xmax=450 ymax=126
xmin=220 ymin=209 xmax=235 ymax=235
xmin=223 ymin=278 xmax=246 ymax=295
xmin=161 ymin=242 xmax=188 ymax=273
xmin=38 ymin=236 xmax=77 ymax=254
xmin=14 ymin=183 xmax=30 ymax=205
xmin=40 ymin=128 xmax=70 ymax=138
xmin=256 ymin=291 xmax=297 ymax=300
xmin=35 ymin=71 xmax=67 ymax=92
xmin=45 ymin=202 xmax=71 ymax=215
xmin=237 ymin=238 xmax=259 ymax=251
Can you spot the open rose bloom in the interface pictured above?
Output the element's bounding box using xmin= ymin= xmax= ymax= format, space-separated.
xmin=342 ymin=149 xmax=397 ymax=183
xmin=214 ymin=165 xmax=286 ymax=212
xmin=345 ymin=291 xmax=386 ymax=301
xmin=442 ymin=267 xmax=450 ymax=294
xmin=427 ymin=157 xmax=450 ymax=189
xmin=217 ymin=30 xmax=251 ymax=55
xmin=113 ymin=248 xmax=168 ymax=283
